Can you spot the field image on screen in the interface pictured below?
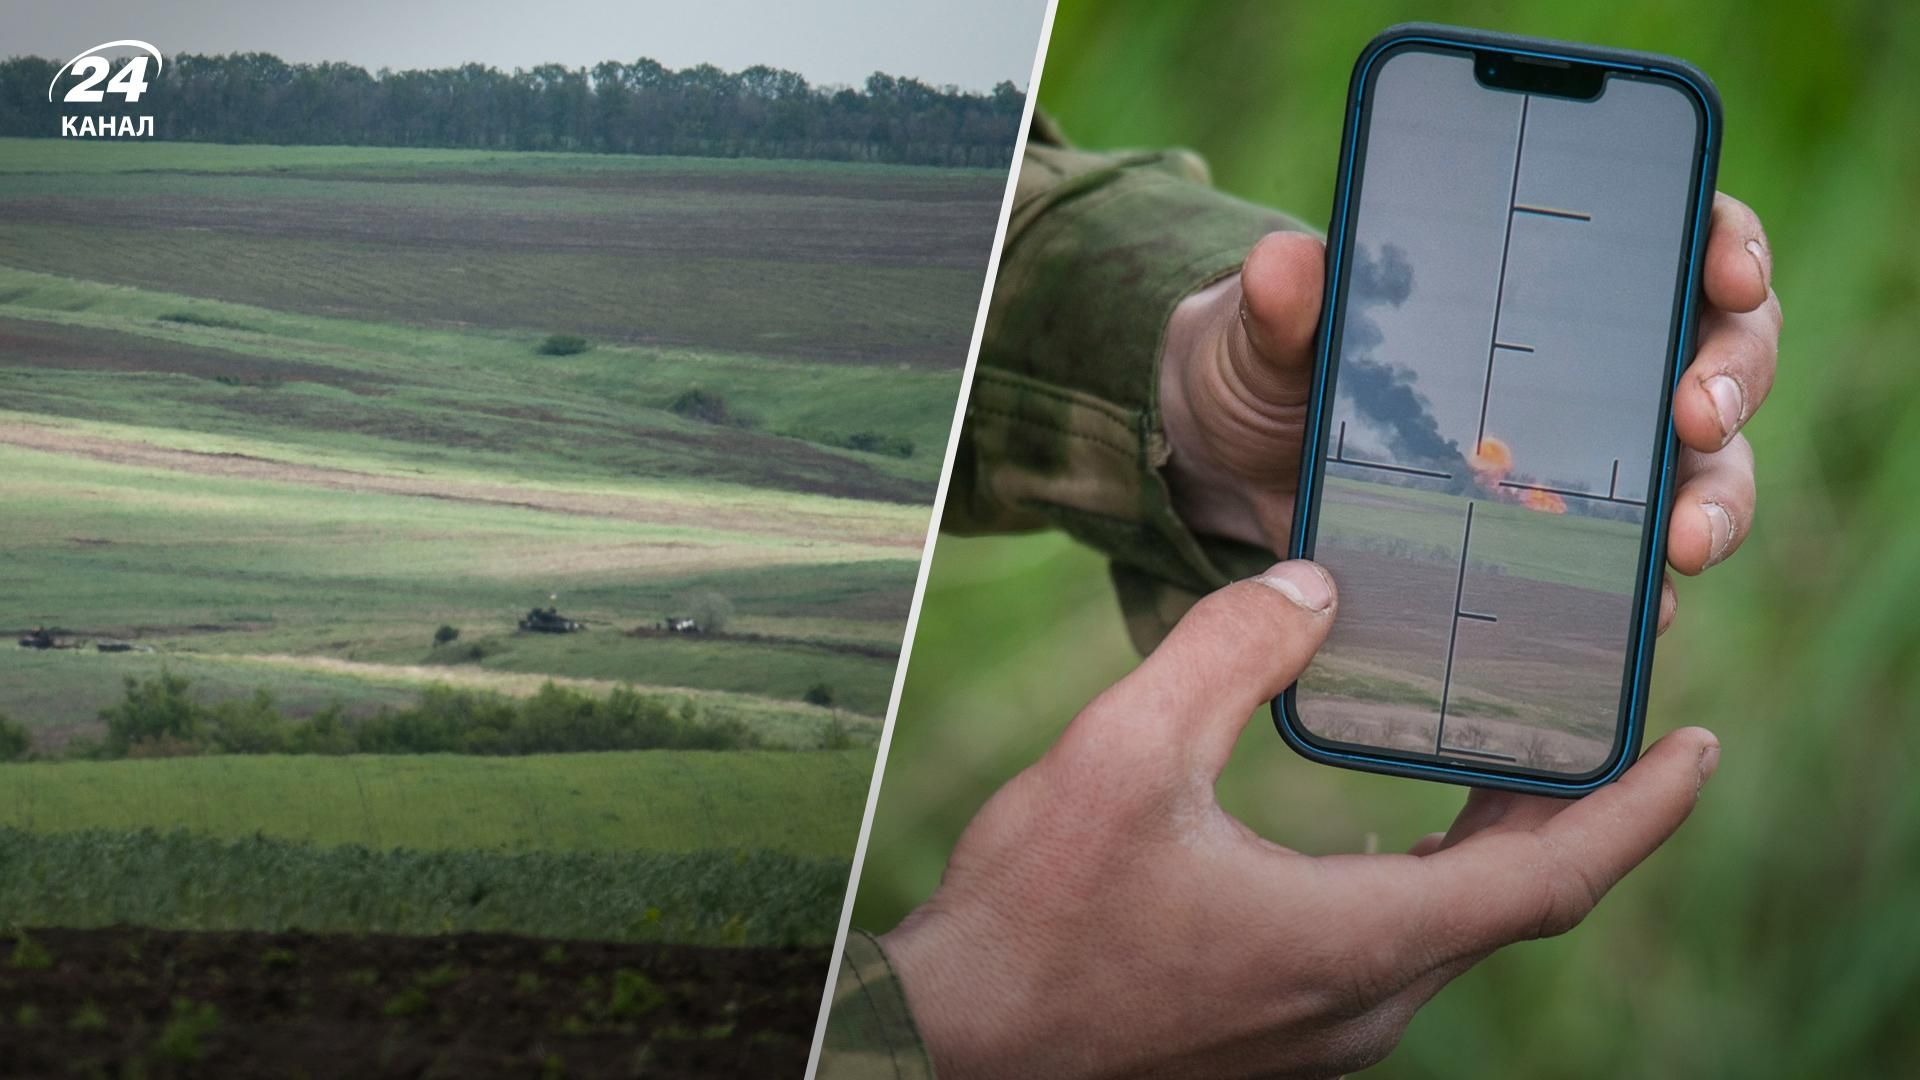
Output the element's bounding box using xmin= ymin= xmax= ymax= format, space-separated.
xmin=1293 ymin=48 xmax=1701 ymax=777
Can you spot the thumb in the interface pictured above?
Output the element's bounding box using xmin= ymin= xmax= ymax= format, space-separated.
xmin=1103 ymin=560 xmax=1337 ymax=777
xmin=1411 ymin=726 xmax=1719 ymax=958
xmin=1226 ymin=230 xmax=1326 ymax=408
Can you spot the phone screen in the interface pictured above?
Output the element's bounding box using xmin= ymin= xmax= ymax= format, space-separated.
xmin=1293 ymin=47 xmax=1705 ymax=779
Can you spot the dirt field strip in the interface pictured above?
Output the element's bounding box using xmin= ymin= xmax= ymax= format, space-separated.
xmin=189 ymin=651 xmax=860 ymax=718
xmin=0 ymin=419 xmax=922 ymax=551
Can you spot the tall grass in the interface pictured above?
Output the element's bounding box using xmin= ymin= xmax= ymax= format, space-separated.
xmin=856 ymin=1 xmax=1920 ymax=1076
xmin=0 ymin=828 xmax=848 ymax=946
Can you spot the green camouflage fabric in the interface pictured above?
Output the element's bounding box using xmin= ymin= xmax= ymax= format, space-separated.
xmin=946 ymin=114 xmax=1306 ymax=653
xmin=816 ymin=117 xmax=1308 ymax=1076
xmin=816 ymin=930 xmax=934 ymax=1080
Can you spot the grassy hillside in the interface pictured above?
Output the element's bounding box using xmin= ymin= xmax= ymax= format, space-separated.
xmin=0 ymin=140 xmax=987 ymax=730
xmin=0 ymin=138 xmax=998 ymax=368
xmin=0 ymin=138 xmax=993 ymax=961
xmin=0 ymin=268 xmax=962 ymax=496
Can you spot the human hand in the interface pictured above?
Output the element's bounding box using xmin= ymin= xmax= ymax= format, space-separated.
xmin=1157 ymin=193 xmax=1780 ymax=632
xmin=881 ymin=561 xmax=1718 ymax=1079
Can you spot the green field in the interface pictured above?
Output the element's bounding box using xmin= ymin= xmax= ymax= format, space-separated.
xmin=0 ymin=749 xmax=869 ymax=857
xmin=1317 ymin=475 xmax=1642 ymax=593
xmin=856 ymin=1 xmax=1920 ymax=1077
xmin=0 ymin=138 xmax=991 ymax=944
xmin=0 ymin=139 xmax=992 ymax=732
xmin=0 ymin=829 xmax=848 ymax=946
xmin=0 ymin=429 xmax=912 ymax=724
xmin=0 ymin=136 xmax=1002 ymax=180
xmin=0 ymin=744 xmax=875 ymax=946
xmin=0 ymin=138 xmax=998 ymax=369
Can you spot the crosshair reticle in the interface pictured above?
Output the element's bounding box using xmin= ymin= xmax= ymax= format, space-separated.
xmin=1294 ymin=47 xmax=1701 ymax=776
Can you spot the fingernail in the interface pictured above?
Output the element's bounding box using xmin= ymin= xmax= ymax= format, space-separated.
xmin=1704 ymin=374 xmax=1745 ymax=443
xmin=1744 ymin=238 xmax=1770 ymax=290
xmin=1254 ymin=560 xmax=1334 ymax=612
xmin=1697 ymin=739 xmax=1721 ymax=786
xmin=1701 ymin=500 xmax=1734 ymax=568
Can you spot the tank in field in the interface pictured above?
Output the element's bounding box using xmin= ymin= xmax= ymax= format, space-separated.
xmin=517 ymin=606 xmax=584 ymax=634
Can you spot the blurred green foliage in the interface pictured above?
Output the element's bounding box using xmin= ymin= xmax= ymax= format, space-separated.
xmin=854 ymin=1 xmax=1920 ymax=1075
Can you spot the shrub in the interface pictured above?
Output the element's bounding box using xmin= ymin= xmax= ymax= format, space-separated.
xmin=843 ymin=431 xmax=915 ymax=459
xmin=157 ymin=311 xmax=255 ymax=331
xmin=816 ymin=714 xmax=856 ymax=751
xmin=675 ymin=713 xmax=757 ymax=752
xmin=433 ymin=624 xmax=461 ymax=647
xmin=59 ymin=735 xmax=105 ymax=761
xmin=100 ymin=671 xmax=201 ymax=756
xmin=123 ymin=734 xmax=202 ymax=760
xmin=424 ymin=640 xmax=494 ymax=665
xmin=10 ymin=931 xmax=51 ymax=971
xmin=83 ymin=672 xmax=763 ymax=759
xmin=668 ymin=388 xmax=735 ymax=425
xmin=0 ymin=712 xmax=31 ymax=762
xmin=783 ymin=428 xmax=916 ymax=458
xmin=68 ymin=1001 xmax=108 ymax=1033
xmin=212 ymin=373 xmax=283 ymax=389
xmin=803 ymin=682 xmax=835 ymax=708
xmin=350 ymin=684 xmax=510 ymax=755
xmin=156 ymin=999 xmax=221 ymax=1063
xmin=284 ymin=704 xmax=355 ymax=755
xmin=534 ymin=334 xmax=590 ymax=356
xmin=605 ymin=969 xmax=669 ymax=1018
xmin=206 ymin=690 xmax=287 ymax=755
xmin=383 ymin=987 xmax=430 ymax=1017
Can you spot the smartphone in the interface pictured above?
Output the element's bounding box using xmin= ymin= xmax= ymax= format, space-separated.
xmin=1274 ymin=24 xmax=1722 ymax=796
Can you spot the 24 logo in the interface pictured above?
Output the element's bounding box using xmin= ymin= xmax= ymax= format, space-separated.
xmin=48 ymin=40 xmax=162 ymax=102
xmin=48 ymin=40 xmax=163 ymax=138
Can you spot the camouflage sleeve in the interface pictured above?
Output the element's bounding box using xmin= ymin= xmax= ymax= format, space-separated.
xmin=946 ymin=115 xmax=1310 ymax=650
xmin=816 ymin=930 xmax=934 ymax=1080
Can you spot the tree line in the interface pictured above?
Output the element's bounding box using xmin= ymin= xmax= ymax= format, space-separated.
xmin=0 ymin=52 xmax=1025 ymax=167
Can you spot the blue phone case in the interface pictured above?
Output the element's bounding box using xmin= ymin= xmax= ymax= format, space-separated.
xmin=1273 ymin=23 xmax=1723 ymax=797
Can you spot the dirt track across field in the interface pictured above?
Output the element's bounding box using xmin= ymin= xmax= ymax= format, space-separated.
xmin=194 ymin=652 xmax=850 ymax=716
xmin=0 ymin=319 xmax=385 ymax=389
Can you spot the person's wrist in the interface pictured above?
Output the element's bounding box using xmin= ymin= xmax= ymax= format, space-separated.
xmin=879 ymin=914 xmax=1042 ymax=1080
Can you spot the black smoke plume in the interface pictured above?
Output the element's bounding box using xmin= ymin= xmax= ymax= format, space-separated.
xmin=1337 ymin=243 xmax=1465 ymax=473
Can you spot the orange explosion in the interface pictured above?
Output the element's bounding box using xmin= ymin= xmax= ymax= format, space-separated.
xmin=1472 ymin=435 xmax=1568 ymax=513
xmin=1469 ymin=436 xmax=1513 ymax=485
xmin=1520 ymin=488 xmax=1568 ymax=514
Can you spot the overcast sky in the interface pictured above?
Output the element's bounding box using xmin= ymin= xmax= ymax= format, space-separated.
xmin=1337 ymin=50 xmax=1698 ymax=501
xmin=4 ymin=0 xmax=1048 ymax=90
